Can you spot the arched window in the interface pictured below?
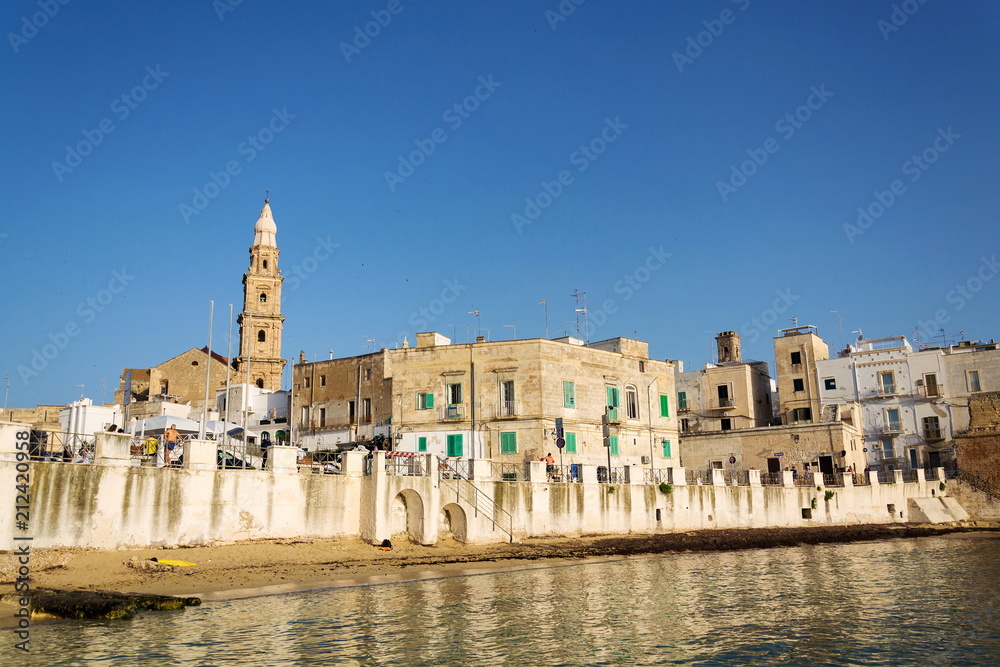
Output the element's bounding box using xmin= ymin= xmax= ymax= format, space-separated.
xmin=256 ymin=378 xmax=264 ymax=389
xmin=262 ymin=260 xmax=269 ymax=270
xmin=258 ymin=330 xmax=266 ymax=342
xmin=259 ymin=293 xmax=267 ymax=303
xmin=625 ymin=384 xmax=640 ymax=420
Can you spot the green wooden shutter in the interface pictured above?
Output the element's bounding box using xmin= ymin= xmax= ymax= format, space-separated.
xmin=446 ymin=434 xmax=463 ymax=457
xmin=662 ymin=439 xmax=671 ymax=458
xmin=659 ymin=394 xmax=669 ymax=417
xmin=678 ymin=391 xmax=687 ymax=410
xmin=500 ymin=431 xmax=517 ymax=453
xmin=609 ymin=435 xmax=619 ymax=455
xmin=563 ymin=381 xmax=575 ymax=407
xmin=426 ymin=393 xmax=434 ymax=409
xmin=565 ymin=432 xmax=576 ymax=453
xmin=418 ymin=437 xmax=427 ymax=452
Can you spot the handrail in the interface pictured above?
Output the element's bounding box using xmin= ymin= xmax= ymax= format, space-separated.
xmin=438 ymin=457 xmax=514 ymax=541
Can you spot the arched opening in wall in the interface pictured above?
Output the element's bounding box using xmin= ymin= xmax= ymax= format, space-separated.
xmin=389 ymin=489 xmax=426 ymax=543
xmin=263 ymin=260 xmax=268 ymax=270
xmin=258 ymin=330 xmax=266 ymax=342
xmin=439 ymin=503 xmax=468 ymax=543
xmin=256 ymin=379 xmax=264 ymax=389
xmin=260 ymin=293 xmax=267 ymax=302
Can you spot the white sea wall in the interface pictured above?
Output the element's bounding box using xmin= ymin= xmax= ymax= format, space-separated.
xmin=0 ymin=422 xmax=971 ymax=550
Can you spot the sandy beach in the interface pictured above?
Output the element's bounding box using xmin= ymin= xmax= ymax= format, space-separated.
xmin=2 ymin=523 xmax=996 ymax=625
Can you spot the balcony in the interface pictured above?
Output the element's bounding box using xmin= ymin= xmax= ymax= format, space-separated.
xmin=495 ymin=400 xmax=519 ymax=419
xmin=923 ymin=428 xmax=943 ymax=442
xmin=707 ymin=398 xmax=736 ymax=411
xmin=882 ymin=421 xmax=903 ymax=435
xmin=441 ymin=405 xmax=466 ymax=421
xmin=606 ymin=407 xmax=621 ymax=423
xmin=874 ymin=385 xmax=898 ymax=397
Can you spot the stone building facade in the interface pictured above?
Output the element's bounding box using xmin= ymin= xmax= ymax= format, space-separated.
xmin=115 ymin=347 xmax=229 ymax=411
xmin=773 ymin=325 xmax=829 ymax=424
xmin=292 ymin=333 xmax=680 ymax=468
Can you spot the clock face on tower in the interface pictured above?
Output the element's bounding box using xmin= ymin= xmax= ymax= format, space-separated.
xmin=234 ymin=199 xmax=286 ymax=391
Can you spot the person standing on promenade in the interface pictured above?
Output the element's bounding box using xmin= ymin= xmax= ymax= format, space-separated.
xmin=163 ymin=425 xmax=181 ymax=467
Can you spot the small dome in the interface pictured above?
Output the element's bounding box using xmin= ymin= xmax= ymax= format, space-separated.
xmin=253 ymin=200 xmax=277 ymax=247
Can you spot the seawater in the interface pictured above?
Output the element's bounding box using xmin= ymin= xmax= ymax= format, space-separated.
xmin=5 ymin=533 xmax=1000 ymax=666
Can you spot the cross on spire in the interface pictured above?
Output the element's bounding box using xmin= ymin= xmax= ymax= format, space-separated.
xmin=264 ymin=188 xmax=270 ymax=203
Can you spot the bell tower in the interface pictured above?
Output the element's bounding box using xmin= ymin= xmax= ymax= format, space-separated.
xmin=234 ymin=198 xmax=286 ymax=390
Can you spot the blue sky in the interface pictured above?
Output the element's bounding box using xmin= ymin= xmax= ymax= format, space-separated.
xmin=3 ymin=0 xmax=998 ymax=408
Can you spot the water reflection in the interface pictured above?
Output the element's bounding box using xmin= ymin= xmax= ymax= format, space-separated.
xmin=6 ymin=533 xmax=999 ymax=666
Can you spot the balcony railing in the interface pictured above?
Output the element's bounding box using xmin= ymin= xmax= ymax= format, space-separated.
xmin=441 ymin=405 xmax=465 ymax=421
xmin=708 ymin=398 xmax=735 ymax=410
xmin=883 ymin=421 xmax=903 ymax=434
xmin=923 ymin=428 xmax=943 ymax=441
xmin=495 ymin=400 xmax=518 ymax=418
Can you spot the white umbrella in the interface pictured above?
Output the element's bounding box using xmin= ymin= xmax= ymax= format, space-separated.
xmin=205 ymin=419 xmax=242 ymax=434
xmin=131 ymin=416 xmax=201 ymax=434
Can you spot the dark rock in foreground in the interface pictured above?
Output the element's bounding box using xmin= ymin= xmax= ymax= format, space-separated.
xmin=21 ymin=588 xmax=201 ymax=620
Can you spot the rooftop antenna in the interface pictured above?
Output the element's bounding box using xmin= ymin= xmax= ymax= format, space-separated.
xmin=830 ymin=310 xmax=846 ymax=350
xmin=852 ymin=329 xmax=863 ymax=341
xmin=503 ymin=324 xmax=517 ymax=340
xmin=540 ymin=300 xmax=549 ymax=339
xmin=450 ymin=324 xmax=471 ymax=343
xmin=3 ymin=376 xmax=10 ymax=414
xmin=329 ymin=350 xmax=335 ymax=360
xmin=571 ymin=289 xmax=589 ymax=343
xmin=364 ymin=336 xmax=375 ymax=352
xmin=789 ymin=316 xmax=799 ymax=327
xmin=76 ymin=384 xmax=85 ymax=401
xmin=100 ymin=379 xmax=107 ymax=405
xmin=467 ymin=308 xmax=481 ymax=338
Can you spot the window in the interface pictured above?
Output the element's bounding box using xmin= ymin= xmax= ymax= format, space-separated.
xmin=364 ymin=368 xmax=372 ymax=381
xmin=608 ymin=435 xmax=619 ymax=455
xmin=922 ymin=416 xmax=941 ymax=440
xmin=681 ymin=418 xmax=689 ymax=433
xmin=446 ymin=433 xmax=463 ymax=457
xmin=792 ymin=407 xmax=812 ymax=422
xmin=639 ymin=361 xmax=645 ymax=373
xmin=721 ymin=418 xmax=732 ymax=431
xmin=878 ymin=371 xmax=896 ymax=394
xmin=565 ymin=432 xmax=577 ymax=453
xmin=677 ymin=391 xmax=687 ymax=410
xmin=790 ymin=351 xmax=802 ymax=365
xmin=417 ymin=392 xmax=434 ymax=410
xmin=500 ymin=431 xmax=517 ymax=454
xmin=301 ymin=406 xmax=309 ymax=424
xmin=262 ymin=260 xmax=268 ymax=270
xmin=259 ymin=293 xmax=267 ymax=302
xmin=885 ymin=408 xmax=901 ymax=432
xmin=418 ymin=436 xmax=427 ymax=452
xmin=319 ymin=407 xmax=326 ymax=427
xmin=320 ymin=375 xmax=326 ymax=387
xmin=448 ymin=383 xmax=463 ymax=405
xmin=625 ymin=385 xmax=639 ymax=420
xmin=824 ymin=378 xmax=836 ymax=390
xmin=563 ymin=381 xmax=576 ymax=408
xmin=793 ymin=378 xmax=805 ymax=392
xmin=304 ymin=376 xmax=311 ymax=388
xmin=500 ymin=380 xmax=516 ymax=416
xmin=659 ymin=395 xmax=670 ymax=418
xmin=258 ymin=330 xmax=266 ymax=342
xmin=348 ymin=400 xmax=356 ymax=424
xmin=256 ymin=379 xmax=264 ymax=389
xmin=923 ymin=373 xmax=938 ymax=396
xmin=968 ymin=370 xmax=981 ymax=392
xmin=881 ymin=438 xmax=896 ymax=459
xmin=661 ymin=440 xmax=672 ymax=458
xmin=606 ymin=386 xmax=620 ymax=420
xmin=362 ymin=398 xmax=372 ymax=422
xmin=717 ymin=384 xmax=732 ymax=408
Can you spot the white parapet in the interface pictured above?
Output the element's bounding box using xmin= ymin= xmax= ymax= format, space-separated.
xmin=184 ymin=439 xmax=217 ymax=471
xmin=268 ymin=445 xmax=298 ymax=474
xmin=0 ymin=422 xmax=32 ymax=461
xmin=94 ymin=432 xmax=131 ymax=467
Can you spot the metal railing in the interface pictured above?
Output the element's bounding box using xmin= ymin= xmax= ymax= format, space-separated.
xmin=760 ymin=472 xmax=782 ymax=486
xmin=793 ymin=473 xmax=814 ymax=487
xmin=492 ymin=461 xmax=526 ymax=482
xmin=877 ymin=470 xmax=895 ymax=484
xmin=439 ymin=457 xmax=470 ymax=479
xmin=546 ymin=464 xmax=579 ymax=482
xmin=644 ymin=469 xmax=671 ymax=485
xmin=27 ymin=430 xmax=97 ymax=463
xmin=495 ymin=401 xmax=518 ymax=418
xmin=901 ymin=470 xmax=918 ymax=483
xmin=597 ymin=466 xmax=627 ymax=484
xmin=386 ymin=453 xmax=428 ymax=477
xmin=438 ymin=457 xmax=515 ymax=541
xmin=725 ymin=470 xmax=749 ymax=486
xmin=685 ymin=469 xmax=699 ymax=485
xmin=853 ymin=473 xmax=870 ymax=486
xmin=823 ymin=473 xmax=843 ymax=487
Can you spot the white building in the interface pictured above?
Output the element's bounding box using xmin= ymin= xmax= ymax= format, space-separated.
xmin=816 ymin=335 xmax=999 ymax=471
xmin=59 ymin=398 xmax=122 ymax=436
xmin=216 ymin=383 xmax=290 ymax=446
